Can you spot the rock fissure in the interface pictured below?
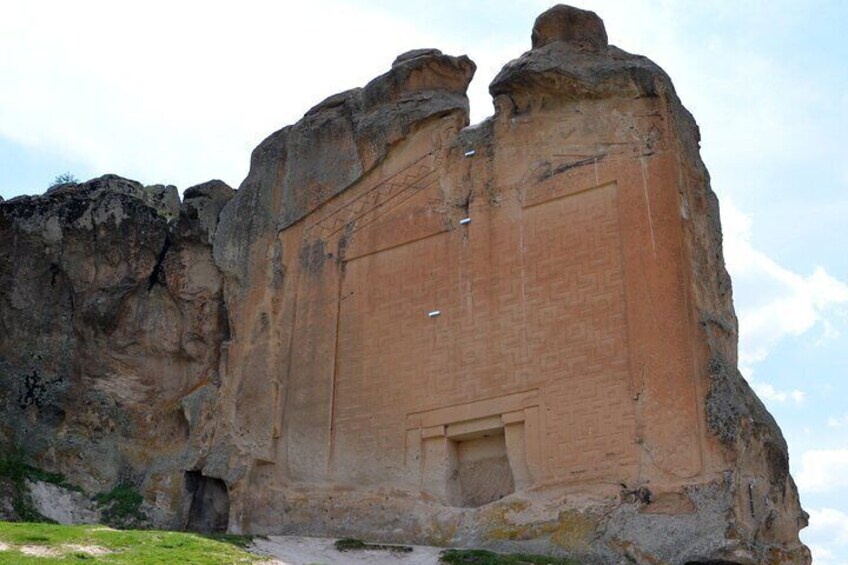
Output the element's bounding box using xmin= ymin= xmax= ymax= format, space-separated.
xmin=146 ymin=236 xmax=172 ymax=291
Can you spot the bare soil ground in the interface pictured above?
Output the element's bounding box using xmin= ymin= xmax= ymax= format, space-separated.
xmin=249 ymin=535 xmax=446 ymax=565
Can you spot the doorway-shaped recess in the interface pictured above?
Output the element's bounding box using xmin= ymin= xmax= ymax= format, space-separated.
xmin=411 ymin=391 xmax=540 ymax=506
xmin=449 ymin=429 xmax=515 ymax=507
xmin=184 ymin=471 xmax=229 ymax=533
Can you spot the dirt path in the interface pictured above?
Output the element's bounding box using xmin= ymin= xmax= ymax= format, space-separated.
xmin=249 ymin=536 xmax=446 ymax=565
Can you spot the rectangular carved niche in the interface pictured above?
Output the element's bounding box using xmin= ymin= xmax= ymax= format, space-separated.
xmin=450 ymin=421 xmax=513 ymax=507
xmin=407 ymin=392 xmax=541 ymax=506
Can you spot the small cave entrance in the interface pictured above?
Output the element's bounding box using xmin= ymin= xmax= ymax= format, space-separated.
xmin=184 ymin=471 xmax=229 ymax=533
xmin=450 ymin=430 xmax=515 ymax=507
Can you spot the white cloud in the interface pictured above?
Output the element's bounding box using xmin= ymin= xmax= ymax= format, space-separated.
xmin=0 ymin=0 xmax=439 ymax=191
xmin=749 ymin=381 xmax=805 ymax=404
xmin=810 ymin=508 xmax=848 ymax=543
xmin=796 ymin=450 xmax=848 ymax=493
xmin=827 ymin=414 xmax=848 ymax=428
xmin=807 ymin=544 xmax=837 ymax=565
xmin=802 ymin=508 xmax=848 ymax=565
xmin=722 ymin=199 xmax=848 ymax=371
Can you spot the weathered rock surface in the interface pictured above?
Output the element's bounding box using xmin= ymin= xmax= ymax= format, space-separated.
xmin=0 ymin=174 xmax=232 ymax=528
xmin=0 ymin=5 xmax=808 ymax=564
xmin=27 ymin=480 xmax=100 ymax=525
xmin=530 ymin=4 xmax=608 ymax=51
xmin=213 ymin=48 xmax=474 ymax=285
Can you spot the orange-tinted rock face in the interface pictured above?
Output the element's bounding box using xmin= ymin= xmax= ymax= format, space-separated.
xmin=0 ymin=5 xmax=809 ymax=563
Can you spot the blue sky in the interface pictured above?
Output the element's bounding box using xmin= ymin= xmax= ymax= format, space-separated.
xmin=2 ymin=1 xmax=846 ymax=561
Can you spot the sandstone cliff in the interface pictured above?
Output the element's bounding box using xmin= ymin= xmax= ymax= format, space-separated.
xmin=0 ymin=5 xmax=809 ymax=564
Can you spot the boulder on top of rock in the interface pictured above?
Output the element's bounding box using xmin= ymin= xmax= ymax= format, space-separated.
xmin=392 ymin=48 xmax=445 ymax=68
xmin=491 ymin=5 xmax=669 ymax=113
xmin=143 ymin=184 xmax=180 ymax=220
xmin=531 ymin=4 xmax=608 ymax=51
xmin=177 ymin=180 xmax=235 ymax=243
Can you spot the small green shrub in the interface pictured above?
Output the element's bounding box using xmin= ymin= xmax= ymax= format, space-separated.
xmin=0 ymin=447 xmax=26 ymax=484
xmin=50 ymin=172 xmax=79 ymax=187
xmin=0 ymin=445 xmax=81 ymax=490
xmin=24 ymin=465 xmax=82 ymax=493
xmin=334 ymin=537 xmax=413 ymax=553
xmin=0 ymin=447 xmax=52 ymax=522
xmin=335 ymin=538 xmax=367 ymax=551
xmin=440 ymin=548 xmax=577 ymax=565
xmin=207 ymin=532 xmax=263 ymax=549
xmin=95 ymin=483 xmax=146 ymax=529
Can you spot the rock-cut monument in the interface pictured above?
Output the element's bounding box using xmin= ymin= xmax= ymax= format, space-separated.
xmin=0 ymin=5 xmax=811 ymax=564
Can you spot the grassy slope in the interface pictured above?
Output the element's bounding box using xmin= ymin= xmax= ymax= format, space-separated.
xmin=0 ymin=522 xmax=262 ymax=564
xmin=0 ymin=523 xmax=582 ymax=564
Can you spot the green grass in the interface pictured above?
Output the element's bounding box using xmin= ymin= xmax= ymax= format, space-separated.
xmin=439 ymin=548 xmax=578 ymax=565
xmin=0 ymin=521 xmax=263 ymax=564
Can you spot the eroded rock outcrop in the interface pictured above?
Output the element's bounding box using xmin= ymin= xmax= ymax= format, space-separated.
xmin=0 ymin=175 xmax=232 ymax=527
xmin=0 ymin=5 xmax=808 ymax=563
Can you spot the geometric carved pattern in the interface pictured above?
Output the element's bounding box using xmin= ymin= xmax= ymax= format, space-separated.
xmin=523 ymin=183 xmax=637 ymax=481
xmin=303 ymin=153 xmax=438 ymax=242
xmin=334 ymin=231 xmax=451 ymax=484
xmin=331 ymin=180 xmax=637 ymax=486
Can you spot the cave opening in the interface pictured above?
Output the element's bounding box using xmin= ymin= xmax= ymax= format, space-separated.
xmin=184 ymin=470 xmax=229 ymax=533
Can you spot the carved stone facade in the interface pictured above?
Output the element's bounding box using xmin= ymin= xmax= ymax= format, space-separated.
xmin=0 ymin=5 xmax=809 ymax=564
